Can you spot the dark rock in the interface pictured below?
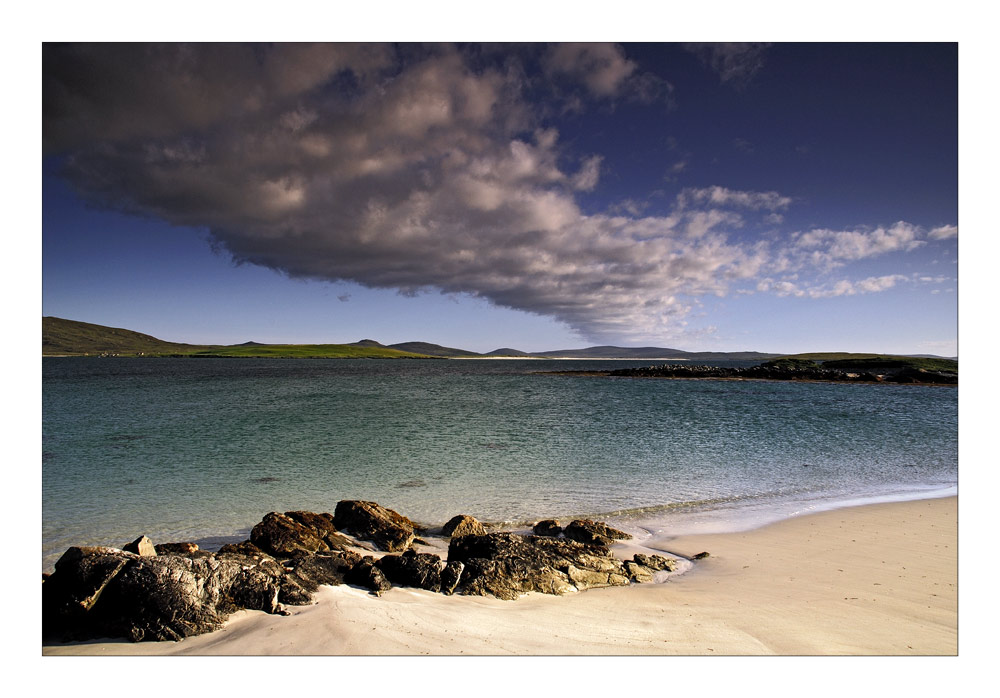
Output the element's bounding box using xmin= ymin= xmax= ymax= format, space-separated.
xmin=284 ymin=511 xmax=356 ymax=551
xmin=447 ymin=532 xmax=630 ymax=600
xmin=344 ymin=556 xmax=392 ymax=595
xmin=563 ymin=519 xmax=632 ymax=546
xmin=43 ymin=546 xmax=287 ymax=642
xmin=154 ymin=542 xmax=199 ymax=555
xmin=333 ymin=500 xmax=416 ymax=552
xmin=123 ymin=535 xmax=156 ymax=557
xmin=440 ymin=560 xmax=465 ymax=595
xmin=442 ymin=514 xmax=486 ymax=538
xmin=217 ymin=541 xmax=269 ymax=557
xmin=375 ymin=549 xmax=444 ymax=591
xmin=532 ymin=519 xmax=562 ymax=537
xmin=691 ymin=551 xmax=710 ymax=560
xmin=633 ymin=553 xmax=677 ymax=571
xmin=279 ymin=550 xmax=363 ymax=604
xmin=250 ymin=512 xmax=330 ymax=558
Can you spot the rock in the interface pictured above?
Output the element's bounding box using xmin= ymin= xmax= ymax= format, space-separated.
xmin=217 ymin=541 xmax=269 ymax=557
xmin=562 ymin=519 xmax=632 ymax=546
xmin=250 ymin=512 xmax=330 ymax=558
xmin=284 ymin=511 xmax=356 ymax=551
xmin=691 ymin=551 xmax=710 ymax=560
xmin=532 ymin=519 xmax=562 ymax=537
xmin=623 ymin=560 xmax=654 ymax=583
xmin=633 ymin=553 xmax=677 ymax=571
xmin=154 ymin=542 xmax=199 ymax=555
xmin=440 ymin=560 xmax=464 ymax=595
xmin=375 ymin=549 xmax=444 ymax=591
xmin=43 ymin=546 xmax=287 ymax=642
xmin=447 ymin=532 xmax=630 ymax=600
xmin=333 ymin=500 xmax=416 ymax=552
xmin=122 ymin=535 xmax=156 ymax=557
xmin=442 ymin=514 xmax=486 ymax=538
xmin=279 ymin=550 xmax=363 ymax=604
xmin=344 ymin=556 xmax=392 ymax=595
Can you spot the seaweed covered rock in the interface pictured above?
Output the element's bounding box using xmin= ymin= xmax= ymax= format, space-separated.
xmin=447 ymin=532 xmax=630 ymax=600
xmin=441 ymin=514 xmax=486 ymax=538
xmin=333 ymin=500 xmax=417 ymax=552
xmin=563 ymin=519 xmax=632 ymax=546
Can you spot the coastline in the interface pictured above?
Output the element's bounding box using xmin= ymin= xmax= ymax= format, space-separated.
xmin=43 ymin=495 xmax=957 ymax=656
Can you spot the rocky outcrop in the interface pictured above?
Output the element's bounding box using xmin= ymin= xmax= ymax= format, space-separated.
xmin=603 ymin=362 xmax=957 ymax=385
xmin=344 ymin=556 xmax=392 ymax=595
xmin=279 ymin=550 xmax=362 ymax=604
xmin=563 ymin=519 xmax=632 ymax=546
xmin=532 ymin=519 xmax=562 ymax=537
xmin=249 ymin=510 xmax=357 ymax=558
xmin=441 ymin=514 xmax=486 ymax=538
xmin=43 ymin=504 xmax=685 ymax=643
xmin=43 ymin=546 xmax=287 ymax=642
xmin=250 ymin=512 xmax=329 ymax=557
xmin=375 ymin=549 xmax=444 ymax=592
xmin=333 ymin=500 xmax=417 ymax=551
xmin=447 ymin=532 xmax=631 ymax=600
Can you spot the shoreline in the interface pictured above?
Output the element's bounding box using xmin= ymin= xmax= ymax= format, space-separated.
xmin=43 ymin=495 xmax=957 ymax=656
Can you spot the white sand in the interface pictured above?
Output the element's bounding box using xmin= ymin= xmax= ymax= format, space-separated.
xmin=43 ymin=496 xmax=956 ymax=656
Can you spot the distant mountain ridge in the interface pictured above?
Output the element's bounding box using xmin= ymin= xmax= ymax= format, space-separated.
xmin=43 ymin=317 xmax=952 ymax=362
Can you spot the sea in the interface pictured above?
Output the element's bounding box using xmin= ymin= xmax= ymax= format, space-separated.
xmin=41 ymin=357 xmax=958 ymax=571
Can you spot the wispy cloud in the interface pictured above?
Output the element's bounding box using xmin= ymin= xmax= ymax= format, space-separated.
xmin=683 ymin=43 xmax=772 ymax=87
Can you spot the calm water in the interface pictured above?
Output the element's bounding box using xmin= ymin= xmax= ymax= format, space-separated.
xmin=42 ymin=357 xmax=958 ymax=570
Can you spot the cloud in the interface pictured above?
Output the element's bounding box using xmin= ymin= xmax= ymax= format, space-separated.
xmin=684 ymin=43 xmax=772 ymax=86
xmin=44 ymin=43 xmax=954 ymax=345
xmin=928 ymin=224 xmax=958 ymax=239
xmin=793 ymin=222 xmax=924 ymax=265
xmin=678 ymin=186 xmax=792 ymax=211
xmin=542 ymin=43 xmax=671 ymax=104
xmin=758 ymin=274 xmax=908 ymax=298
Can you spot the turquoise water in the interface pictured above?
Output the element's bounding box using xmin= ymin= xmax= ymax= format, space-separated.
xmin=42 ymin=358 xmax=957 ymax=570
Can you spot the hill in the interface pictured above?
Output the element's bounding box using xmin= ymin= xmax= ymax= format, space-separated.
xmin=388 ymin=341 xmax=482 ymax=358
xmin=776 ymin=352 xmax=957 ymax=373
xmin=42 ymin=318 xmax=431 ymax=359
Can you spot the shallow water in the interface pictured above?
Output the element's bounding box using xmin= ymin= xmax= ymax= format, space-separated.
xmin=42 ymin=357 xmax=957 ymax=570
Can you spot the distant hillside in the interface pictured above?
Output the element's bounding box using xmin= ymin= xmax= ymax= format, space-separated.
xmin=388 ymin=341 xmax=482 ymax=358
xmin=485 ymin=348 xmax=533 ymax=357
xmin=42 ymin=318 xmax=431 ymax=359
xmin=528 ymin=346 xmax=781 ymax=360
xmin=43 ymin=317 xmax=202 ymax=355
xmin=776 ymin=352 xmax=957 ymax=373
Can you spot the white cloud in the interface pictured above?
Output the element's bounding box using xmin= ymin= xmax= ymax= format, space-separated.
xmin=929 ymin=224 xmax=958 ymax=239
xmin=793 ymin=221 xmax=925 ymax=265
xmin=678 ymin=186 xmax=792 ymax=211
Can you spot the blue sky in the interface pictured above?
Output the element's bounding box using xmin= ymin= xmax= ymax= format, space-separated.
xmin=42 ymin=41 xmax=958 ymax=354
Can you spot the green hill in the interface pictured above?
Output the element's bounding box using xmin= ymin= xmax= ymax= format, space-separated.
xmin=42 ymin=317 xmax=431 ymax=359
xmin=776 ymin=352 xmax=957 ymax=373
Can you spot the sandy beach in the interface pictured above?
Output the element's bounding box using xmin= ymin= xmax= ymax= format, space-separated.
xmin=43 ymin=495 xmax=956 ymax=656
